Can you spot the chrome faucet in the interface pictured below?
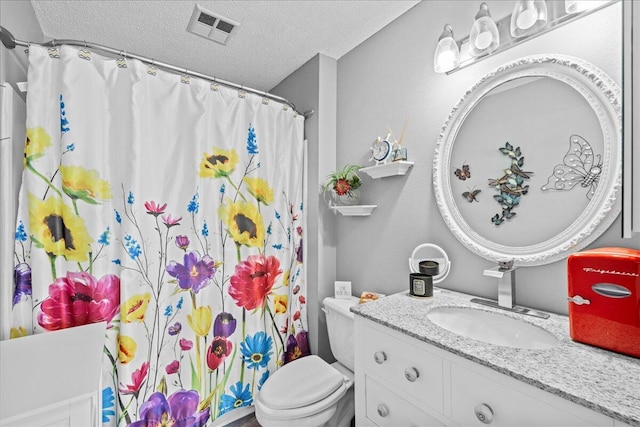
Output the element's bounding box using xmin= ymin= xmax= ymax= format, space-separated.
xmin=471 ymin=259 xmax=550 ymax=319
xmin=483 ymin=260 xmax=516 ymax=309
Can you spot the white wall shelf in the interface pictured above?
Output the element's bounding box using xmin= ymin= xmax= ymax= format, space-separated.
xmin=331 ymin=205 xmax=377 ymax=216
xmin=360 ymin=161 xmax=414 ymax=179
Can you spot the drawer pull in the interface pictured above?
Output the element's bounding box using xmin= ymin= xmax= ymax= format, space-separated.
xmin=474 ymin=403 xmax=494 ymax=424
xmin=377 ymin=404 xmax=389 ymax=418
xmin=374 ymin=351 xmax=387 ymax=364
xmin=404 ymin=367 xmax=420 ymax=382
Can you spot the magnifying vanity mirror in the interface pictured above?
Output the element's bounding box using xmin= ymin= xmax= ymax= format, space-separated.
xmin=433 ymin=54 xmax=622 ymax=266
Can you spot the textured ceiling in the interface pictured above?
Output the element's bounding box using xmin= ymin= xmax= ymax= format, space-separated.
xmin=30 ymin=0 xmax=420 ymax=92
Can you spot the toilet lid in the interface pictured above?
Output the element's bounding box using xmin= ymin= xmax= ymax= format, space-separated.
xmin=260 ymin=355 xmax=345 ymax=409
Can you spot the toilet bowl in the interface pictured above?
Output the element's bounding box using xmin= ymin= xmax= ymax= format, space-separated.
xmin=254 ymin=296 xmax=359 ymax=427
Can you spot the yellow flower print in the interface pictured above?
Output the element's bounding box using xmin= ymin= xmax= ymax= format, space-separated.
xmin=24 ymin=127 xmax=52 ymax=166
xmin=218 ymin=199 xmax=265 ymax=248
xmin=60 ymin=165 xmax=112 ymax=204
xmin=283 ymin=270 xmax=290 ymax=287
xmin=188 ymin=306 xmax=212 ymax=337
xmin=243 ymin=177 xmax=274 ymax=205
xmin=122 ymin=293 xmax=151 ymax=323
xmin=10 ymin=326 xmax=28 ymax=339
xmin=199 ymin=148 xmax=239 ymax=178
xmin=274 ymin=294 xmax=288 ymax=314
xmin=118 ymin=335 xmax=137 ymax=363
xmin=29 ymin=194 xmax=93 ymax=262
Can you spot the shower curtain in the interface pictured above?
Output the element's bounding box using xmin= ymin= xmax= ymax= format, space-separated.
xmin=9 ymin=44 xmax=307 ymax=426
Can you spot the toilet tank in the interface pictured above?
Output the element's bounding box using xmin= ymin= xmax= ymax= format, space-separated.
xmin=323 ymin=296 xmax=359 ymax=372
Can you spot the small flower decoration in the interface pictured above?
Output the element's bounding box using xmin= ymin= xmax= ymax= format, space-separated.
xmin=218 ymin=382 xmax=253 ymax=417
xmin=175 ymin=235 xmax=190 ymax=250
xmin=213 ymin=312 xmax=237 ymax=338
xmin=166 ymin=360 xmax=180 ymax=375
xmin=229 ymin=255 xmax=282 ymax=311
xmin=199 ymin=147 xmax=239 ymax=178
xmin=282 ymin=331 xmax=310 ymax=365
xmin=162 ymin=214 xmax=182 ymax=227
xmin=37 ymin=271 xmax=120 ymax=331
xmin=240 ymin=331 xmax=273 ymax=370
xmin=243 ymin=177 xmax=274 ymax=205
xmin=166 ymin=252 xmax=216 ymax=294
xmin=321 ymin=164 xmax=362 ymax=205
xmin=122 ymin=293 xmax=151 ymax=323
xmin=118 ymin=335 xmax=137 ymax=364
xmin=144 ymin=201 xmax=167 ymax=216
xmin=187 ymin=306 xmax=212 ymax=337
xmin=24 ymin=127 xmax=52 ymax=166
xmin=206 ymin=337 xmax=233 ymax=370
xmin=218 ymin=199 xmax=265 ymax=248
xmin=29 ymin=194 xmax=93 ymax=262
xmin=128 ymin=390 xmax=210 ymax=427
xmin=119 ymin=361 xmax=150 ymax=396
xmin=180 ymin=338 xmax=193 ymax=351
xmin=60 ymin=165 xmax=112 ymax=204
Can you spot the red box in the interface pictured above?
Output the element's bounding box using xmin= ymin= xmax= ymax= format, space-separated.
xmin=567 ymin=247 xmax=640 ymax=358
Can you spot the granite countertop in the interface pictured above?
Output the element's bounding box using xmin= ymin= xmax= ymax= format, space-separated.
xmin=351 ymin=288 xmax=640 ymax=427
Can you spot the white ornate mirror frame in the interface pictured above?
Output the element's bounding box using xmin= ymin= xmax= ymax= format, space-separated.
xmin=433 ymin=55 xmax=622 ymax=266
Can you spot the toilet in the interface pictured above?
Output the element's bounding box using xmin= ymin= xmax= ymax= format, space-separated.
xmin=254 ymin=296 xmax=359 ymax=427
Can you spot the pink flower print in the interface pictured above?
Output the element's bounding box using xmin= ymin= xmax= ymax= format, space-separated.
xmin=119 ymin=361 xmax=150 ymax=396
xmin=180 ymin=338 xmax=193 ymax=351
xmin=144 ymin=201 xmax=167 ymax=217
xmin=162 ymin=214 xmax=182 ymax=227
xmin=166 ymin=360 xmax=180 ymax=374
xmin=37 ymin=271 xmax=120 ymax=331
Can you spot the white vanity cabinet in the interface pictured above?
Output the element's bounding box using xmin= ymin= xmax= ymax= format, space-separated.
xmin=355 ymin=317 xmax=625 ymax=427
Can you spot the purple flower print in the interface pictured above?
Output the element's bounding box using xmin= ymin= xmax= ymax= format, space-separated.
xmin=13 ymin=263 xmax=32 ymax=305
xmin=213 ymin=312 xmax=236 ymax=338
xmin=168 ymin=322 xmax=182 ymax=336
xmin=166 ymin=252 xmax=216 ymax=294
xmin=127 ymin=390 xmax=210 ymax=427
xmin=175 ymin=235 xmax=190 ymax=250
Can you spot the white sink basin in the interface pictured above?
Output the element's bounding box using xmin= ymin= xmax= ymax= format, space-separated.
xmin=427 ymin=306 xmax=559 ymax=350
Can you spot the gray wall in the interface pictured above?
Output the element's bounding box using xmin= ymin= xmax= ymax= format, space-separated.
xmin=272 ymin=54 xmax=338 ymax=361
xmin=336 ymin=0 xmax=637 ymax=315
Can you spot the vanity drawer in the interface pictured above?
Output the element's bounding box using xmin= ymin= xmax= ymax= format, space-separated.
xmin=365 ymin=376 xmax=444 ymax=427
xmin=364 ymin=323 xmax=444 ymax=413
xmin=450 ymin=363 xmax=614 ymax=426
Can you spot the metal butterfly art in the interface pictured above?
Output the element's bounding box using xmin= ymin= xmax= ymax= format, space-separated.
xmin=462 ymin=188 xmax=481 ymax=203
xmin=541 ymin=135 xmax=602 ymax=200
xmin=454 ymin=163 xmax=471 ymax=180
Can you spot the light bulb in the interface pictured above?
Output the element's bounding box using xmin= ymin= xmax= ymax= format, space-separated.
xmin=433 ymin=24 xmax=460 ymax=73
xmin=511 ymin=0 xmax=548 ymax=38
xmin=469 ymin=3 xmax=499 ymax=58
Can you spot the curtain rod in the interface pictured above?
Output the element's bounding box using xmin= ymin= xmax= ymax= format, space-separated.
xmin=0 ymin=25 xmax=301 ymax=113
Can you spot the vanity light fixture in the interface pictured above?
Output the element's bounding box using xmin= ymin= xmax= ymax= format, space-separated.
xmin=564 ymin=0 xmax=609 ymax=14
xmin=434 ymin=24 xmax=460 ymax=73
xmin=434 ymin=0 xmax=614 ymax=75
xmin=510 ymin=0 xmax=548 ymax=38
xmin=469 ymin=2 xmax=500 ymax=57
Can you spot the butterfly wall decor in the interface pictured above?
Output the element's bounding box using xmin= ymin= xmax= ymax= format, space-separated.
xmin=541 ymin=135 xmax=601 ymax=200
xmin=454 ymin=163 xmax=471 ymax=180
xmin=488 ymin=142 xmax=532 ymax=226
xmin=462 ymin=187 xmax=481 ymax=203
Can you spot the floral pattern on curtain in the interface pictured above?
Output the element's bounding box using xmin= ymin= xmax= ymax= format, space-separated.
xmin=10 ymin=45 xmax=307 ymax=426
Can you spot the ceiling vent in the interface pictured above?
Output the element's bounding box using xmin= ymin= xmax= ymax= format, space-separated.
xmin=187 ymin=5 xmax=240 ymax=45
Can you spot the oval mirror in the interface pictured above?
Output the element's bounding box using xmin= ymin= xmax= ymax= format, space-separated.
xmin=433 ymin=55 xmax=621 ymax=266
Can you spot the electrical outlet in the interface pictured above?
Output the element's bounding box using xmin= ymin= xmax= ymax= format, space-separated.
xmin=334 ymin=281 xmax=352 ymax=299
